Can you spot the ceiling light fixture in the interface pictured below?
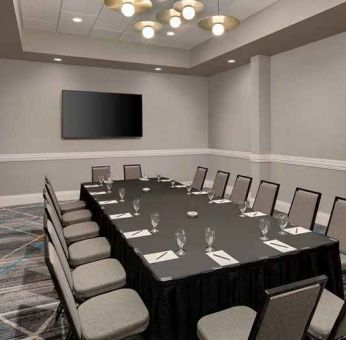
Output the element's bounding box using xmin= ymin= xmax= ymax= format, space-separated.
xmin=198 ymin=0 xmax=239 ymax=37
xmin=166 ymin=31 xmax=175 ymax=36
xmin=104 ymin=0 xmax=152 ymax=17
xmin=72 ymin=17 xmax=83 ymax=23
xmin=157 ymin=9 xmax=182 ymax=29
xmin=155 ymin=67 xmax=162 ymax=71
xmin=228 ymin=59 xmax=236 ymax=63
xmin=170 ymin=15 xmax=181 ymax=28
xmin=135 ymin=21 xmax=162 ymax=39
xmin=173 ymin=0 xmax=204 ymax=21
xmin=54 ymin=57 xmax=62 ymax=62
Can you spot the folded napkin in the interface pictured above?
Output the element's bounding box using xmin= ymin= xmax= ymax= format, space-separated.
xmin=174 ymin=184 xmax=186 ymax=188
xmin=285 ymin=227 xmax=311 ymax=235
xmin=98 ymin=200 xmax=118 ymax=205
xmin=192 ymin=191 xmax=208 ymax=195
xmin=84 ymin=184 xmax=101 ymax=188
xmin=207 ymin=250 xmax=239 ymax=266
xmin=263 ymin=239 xmax=296 ymax=253
xmin=213 ymin=199 xmax=232 ymax=204
xmin=243 ymin=211 xmax=266 ymax=217
xmin=90 ymin=191 xmax=107 ymax=196
xmin=144 ymin=250 xmax=179 ymax=264
xmin=123 ymin=229 xmax=151 ymax=239
xmin=110 ymin=212 xmax=133 ymax=220
xmin=160 ymin=179 xmax=171 ymax=182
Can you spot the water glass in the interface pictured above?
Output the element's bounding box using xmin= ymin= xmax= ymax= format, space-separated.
xmin=99 ymin=176 xmax=104 ymax=185
xmin=157 ymin=174 xmax=161 ymax=182
xmin=150 ymin=212 xmax=160 ymax=234
xmin=104 ymin=178 xmax=113 ymax=193
xmin=259 ymin=218 xmax=270 ymax=241
xmin=171 ymin=179 xmax=176 ymax=188
xmin=175 ymin=229 xmax=187 ymax=256
xmin=239 ymin=202 xmax=247 ymax=217
xmin=186 ymin=182 xmax=192 ymax=195
xmin=277 ymin=213 xmax=288 ymax=235
xmin=208 ymin=191 xmax=215 ymax=204
xmin=205 ymin=227 xmax=215 ymax=252
xmin=133 ymin=198 xmax=141 ymax=216
xmin=118 ymin=188 xmax=126 ymax=202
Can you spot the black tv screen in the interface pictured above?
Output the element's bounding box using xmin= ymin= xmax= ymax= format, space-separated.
xmin=62 ymin=90 xmax=142 ymax=139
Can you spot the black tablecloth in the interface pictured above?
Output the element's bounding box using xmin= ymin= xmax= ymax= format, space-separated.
xmin=81 ymin=178 xmax=343 ymax=340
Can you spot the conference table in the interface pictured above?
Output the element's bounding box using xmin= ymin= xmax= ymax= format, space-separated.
xmin=80 ymin=178 xmax=343 ymax=340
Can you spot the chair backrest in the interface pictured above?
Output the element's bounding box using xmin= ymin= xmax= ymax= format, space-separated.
xmin=326 ymin=196 xmax=346 ymax=253
xmin=191 ymin=166 xmax=208 ymax=191
xmin=252 ymin=180 xmax=280 ymax=216
xmin=230 ymin=175 xmax=253 ymax=204
xmin=249 ymin=275 xmax=327 ymax=340
xmin=329 ymin=300 xmax=346 ymax=340
xmin=211 ymin=170 xmax=230 ymax=198
xmin=123 ymin=164 xmax=142 ymax=180
xmin=92 ymin=166 xmax=111 ymax=182
xmin=47 ymin=242 xmax=82 ymax=338
xmin=288 ymin=188 xmax=322 ymax=230
xmin=45 ymin=176 xmax=62 ymax=219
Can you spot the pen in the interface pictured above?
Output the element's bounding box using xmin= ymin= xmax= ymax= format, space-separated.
xmin=156 ymin=251 xmax=168 ymax=260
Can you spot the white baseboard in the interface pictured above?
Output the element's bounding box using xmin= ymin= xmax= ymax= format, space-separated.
xmin=0 ymin=190 xmax=79 ymax=208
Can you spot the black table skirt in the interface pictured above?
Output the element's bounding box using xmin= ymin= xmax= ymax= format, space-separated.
xmin=81 ymin=185 xmax=344 ymax=340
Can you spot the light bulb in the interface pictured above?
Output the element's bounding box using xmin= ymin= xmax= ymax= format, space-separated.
xmin=169 ymin=15 xmax=181 ymax=28
xmin=142 ymin=26 xmax=155 ymax=39
xmin=182 ymin=5 xmax=195 ymax=20
xmin=121 ymin=2 xmax=135 ymax=17
xmin=212 ymin=22 xmax=225 ymax=36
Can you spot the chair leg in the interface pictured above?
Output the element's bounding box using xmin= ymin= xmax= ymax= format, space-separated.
xmin=55 ymin=302 xmax=63 ymax=323
xmin=66 ymin=327 xmax=74 ymax=340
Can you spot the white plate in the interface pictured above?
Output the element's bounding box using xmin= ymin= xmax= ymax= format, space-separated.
xmin=142 ymin=187 xmax=151 ymax=192
xmin=187 ymin=211 xmax=198 ymax=218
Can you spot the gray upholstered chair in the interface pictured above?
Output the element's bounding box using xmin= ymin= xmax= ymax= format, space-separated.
xmin=44 ymin=189 xmax=98 ymax=244
xmin=252 ymin=180 xmax=280 ymax=216
xmin=47 ymin=242 xmax=149 ymax=340
xmin=45 ymin=176 xmax=86 ymax=214
xmin=326 ymin=197 xmax=346 ymax=273
xmin=123 ymin=164 xmax=142 ymax=180
xmin=211 ymin=170 xmax=230 ymax=198
xmin=191 ymin=166 xmax=208 ymax=191
xmin=45 ymin=220 xmax=126 ymax=301
xmin=45 ymin=183 xmax=92 ymax=227
xmin=230 ymin=175 xmax=252 ymax=204
xmin=197 ymin=275 xmax=326 ymax=340
xmin=288 ymin=187 xmax=322 ymax=230
xmin=308 ymin=288 xmax=346 ymax=340
xmin=45 ymin=201 xmax=111 ymax=267
xmin=91 ymin=166 xmax=111 ymax=182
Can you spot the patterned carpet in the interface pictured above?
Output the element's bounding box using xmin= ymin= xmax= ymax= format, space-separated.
xmin=0 ymin=204 xmax=344 ymax=339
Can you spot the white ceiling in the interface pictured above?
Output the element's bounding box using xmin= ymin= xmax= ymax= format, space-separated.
xmin=20 ymin=0 xmax=279 ymax=50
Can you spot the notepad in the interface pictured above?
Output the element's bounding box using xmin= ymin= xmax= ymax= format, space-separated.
xmin=243 ymin=211 xmax=266 ymax=217
xmin=90 ymin=191 xmax=107 ymax=195
xmin=160 ymin=179 xmax=171 ymax=182
xmin=207 ymin=250 xmax=239 ymax=266
xmin=110 ymin=213 xmax=133 ymax=220
xmin=84 ymin=184 xmax=101 ymax=188
xmin=174 ymin=184 xmax=187 ymax=188
xmin=192 ymin=191 xmax=208 ymax=195
xmin=124 ymin=229 xmax=151 ymax=239
xmin=264 ymin=239 xmax=296 ymax=253
xmin=285 ymin=227 xmax=311 ymax=235
xmin=139 ymin=178 xmax=150 ymax=181
xmin=144 ymin=250 xmax=179 ymax=264
xmin=213 ymin=199 xmax=232 ymax=204
xmin=98 ymin=200 xmax=118 ymax=205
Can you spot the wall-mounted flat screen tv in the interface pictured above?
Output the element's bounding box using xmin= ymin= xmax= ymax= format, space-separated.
xmin=62 ymin=90 xmax=142 ymax=139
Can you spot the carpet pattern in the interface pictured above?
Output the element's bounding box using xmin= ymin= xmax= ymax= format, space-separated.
xmin=0 ymin=204 xmax=344 ymax=339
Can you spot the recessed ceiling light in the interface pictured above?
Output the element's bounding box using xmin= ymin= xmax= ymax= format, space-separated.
xmin=54 ymin=57 xmax=62 ymax=62
xmin=228 ymin=59 xmax=236 ymax=63
xmin=155 ymin=67 xmax=162 ymax=71
xmin=166 ymin=31 xmax=175 ymax=36
xmin=72 ymin=17 xmax=83 ymax=23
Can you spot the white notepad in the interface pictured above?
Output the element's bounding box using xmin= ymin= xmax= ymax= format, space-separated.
xmin=160 ymin=179 xmax=171 ymax=182
xmin=123 ymin=229 xmax=151 ymax=239
xmin=264 ymin=239 xmax=297 ymax=253
xmin=139 ymin=178 xmax=150 ymax=181
xmin=110 ymin=212 xmax=133 ymax=220
xmin=243 ymin=211 xmax=266 ymax=217
xmin=98 ymin=200 xmax=118 ymax=205
xmin=144 ymin=250 xmax=179 ymax=264
xmin=90 ymin=191 xmax=107 ymax=195
xmin=207 ymin=250 xmax=239 ymax=266
xmin=175 ymin=184 xmax=186 ymax=188
xmin=192 ymin=191 xmax=208 ymax=195
xmin=84 ymin=184 xmax=101 ymax=188
xmin=285 ymin=227 xmax=311 ymax=235
xmin=213 ymin=199 xmax=232 ymax=204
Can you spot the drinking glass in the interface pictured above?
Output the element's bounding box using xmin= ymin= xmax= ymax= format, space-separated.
xmin=118 ymin=188 xmax=126 ymax=202
xmin=150 ymin=212 xmax=160 ymax=234
xmin=175 ymin=229 xmax=187 ymax=256
xmin=277 ymin=213 xmax=288 ymax=235
xmin=171 ymin=179 xmax=176 ymax=188
xmin=99 ymin=176 xmax=104 ymax=185
xmin=133 ymin=198 xmax=141 ymax=216
xmin=157 ymin=174 xmax=161 ymax=182
xmin=205 ymin=227 xmax=215 ymax=252
xmin=239 ymin=202 xmax=247 ymax=217
xmin=259 ymin=218 xmax=270 ymax=241
xmin=186 ymin=182 xmax=192 ymax=195
xmin=245 ymin=200 xmax=250 ymax=210
xmin=104 ymin=178 xmax=113 ymax=193
xmin=208 ymin=191 xmax=215 ymax=204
